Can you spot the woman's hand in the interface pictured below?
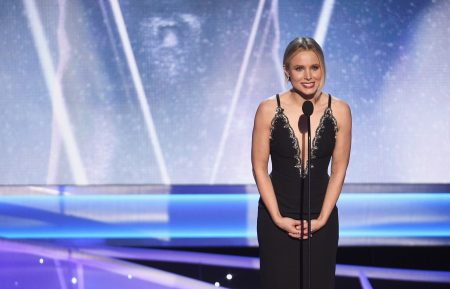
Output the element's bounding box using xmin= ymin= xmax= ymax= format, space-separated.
xmin=273 ymin=216 xmax=327 ymax=239
xmin=294 ymin=218 xmax=326 ymax=239
xmin=274 ymin=216 xmax=302 ymax=239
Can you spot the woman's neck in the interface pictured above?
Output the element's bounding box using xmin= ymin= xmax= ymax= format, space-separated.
xmin=290 ymin=87 xmax=323 ymax=105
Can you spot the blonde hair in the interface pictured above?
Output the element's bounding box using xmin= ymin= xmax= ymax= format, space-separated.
xmin=283 ymin=37 xmax=326 ymax=96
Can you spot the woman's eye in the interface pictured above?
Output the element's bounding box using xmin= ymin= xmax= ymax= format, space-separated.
xmin=295 ymin=67 xmax=303 ymax=71
xmin=312 ymin=65 xmax=320 ymax=70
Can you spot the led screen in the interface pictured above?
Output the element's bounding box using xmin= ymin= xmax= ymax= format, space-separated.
xmin=1 ymin=0 xmax=449 ymax=184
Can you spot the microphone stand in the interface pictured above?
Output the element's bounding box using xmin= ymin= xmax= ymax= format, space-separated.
xmin=301 ymin=100 xmax=314 ymax=289
xmin=307 ymin=111 xmax=312 ymax=289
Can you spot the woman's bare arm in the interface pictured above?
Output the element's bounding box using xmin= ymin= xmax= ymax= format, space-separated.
xmin=252 ymin=98 xmax=302 ymax=238
xmin=317 ymin=98 xmax=352 ymax=229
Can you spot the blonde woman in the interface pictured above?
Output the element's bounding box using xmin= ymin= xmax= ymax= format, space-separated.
xmin=252 ymin=37 xmax=352 ymax=289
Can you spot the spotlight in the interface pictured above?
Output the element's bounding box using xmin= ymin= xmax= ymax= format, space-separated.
xmin=71 ymin=277 xmax=77 ymax=284
xmin=214 ymin=281 xmax=220 ymax=287
xmin=39 ymin=258 xmax=44 ymax=264
xmin=128 ymin=274 xmax=133 ymax=279
xmin=226 ymin=273 xmax=233 ymax=280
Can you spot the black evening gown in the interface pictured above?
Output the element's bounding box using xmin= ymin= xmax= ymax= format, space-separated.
xmin=257 ymin=93 xmax=339 ymax=289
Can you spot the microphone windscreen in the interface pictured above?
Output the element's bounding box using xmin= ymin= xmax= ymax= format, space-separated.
xmin=302 ymin=100 xmax=314 ymax=116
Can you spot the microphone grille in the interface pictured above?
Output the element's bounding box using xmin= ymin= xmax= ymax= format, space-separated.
xmin=302 ymin=101 xmax=314 ymax=116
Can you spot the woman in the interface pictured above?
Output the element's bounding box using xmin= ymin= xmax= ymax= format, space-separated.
xmin=252 ymin=37 xmax=351 ymax=289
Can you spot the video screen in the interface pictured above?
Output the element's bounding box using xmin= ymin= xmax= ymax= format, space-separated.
xmin=1 ymin=0 xmax=449 ymax=185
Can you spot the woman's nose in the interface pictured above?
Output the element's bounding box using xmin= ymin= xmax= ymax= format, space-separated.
xmin=305 ymin=70 xmax=312 ymax=80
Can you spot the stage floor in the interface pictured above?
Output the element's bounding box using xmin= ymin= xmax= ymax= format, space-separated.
xmin=1 ymin=240 xmax=449 ymax=289
xmin=1 ymin=184 xmax=449 ymax=288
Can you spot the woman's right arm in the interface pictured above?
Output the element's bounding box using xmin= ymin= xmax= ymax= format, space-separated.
xmin=251 ymin=99 xmax=301 ymax=238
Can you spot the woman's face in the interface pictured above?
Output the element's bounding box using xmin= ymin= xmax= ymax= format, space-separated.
xmin=285 ymin=50 xmax=322 ymax=97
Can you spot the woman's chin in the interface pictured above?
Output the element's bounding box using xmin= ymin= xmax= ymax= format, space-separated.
xmin=292 ymin=87 xmax=318 ymax=99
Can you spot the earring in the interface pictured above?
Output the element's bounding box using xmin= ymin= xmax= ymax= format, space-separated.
xmin=287 ymin=75 xmax=291 ymax=81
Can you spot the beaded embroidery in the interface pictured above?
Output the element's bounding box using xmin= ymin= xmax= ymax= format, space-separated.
xmin=269 ymin=107 xmax=285 ymax=140
xmin=270 ymin=105 xmax=338 ymax=178
xmin=270 ymin=107 xmax=304 ymax=175
xmin=311 ymin=107 xmax=338 ymax=160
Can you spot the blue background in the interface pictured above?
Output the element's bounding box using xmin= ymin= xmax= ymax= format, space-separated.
xmin=1 ymin=0 xmax=449 ymax=185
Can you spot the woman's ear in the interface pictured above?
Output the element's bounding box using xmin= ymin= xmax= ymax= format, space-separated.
xmin=283 ymin=65 xmax=290 ymax=81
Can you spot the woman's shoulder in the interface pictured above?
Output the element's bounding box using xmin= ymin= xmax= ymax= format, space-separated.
xmin=329 ymin=94 xmax=352 ymax=128
xmin=330 ymin=94 xmax=351 ymax=114
xmin=256 ymin=94 xmax=280 ymax=114
xmin=254 ymin=93 xmax=288 ymax=126
xmin=258 ymin=90 xmax=292 ymax=108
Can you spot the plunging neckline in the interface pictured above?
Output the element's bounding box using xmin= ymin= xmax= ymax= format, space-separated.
xmin=279 ymin=107 xmax=329 ymax=175
xmin=270 ymin=93 xmax=338 ymax=178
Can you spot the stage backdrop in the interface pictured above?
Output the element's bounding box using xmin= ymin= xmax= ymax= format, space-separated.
xmin=1 ymin=0 xmax=449 ymax=185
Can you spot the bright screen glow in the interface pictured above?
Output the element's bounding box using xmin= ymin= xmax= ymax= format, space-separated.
xmin=1 ymin=0 xmax=449 ymax=184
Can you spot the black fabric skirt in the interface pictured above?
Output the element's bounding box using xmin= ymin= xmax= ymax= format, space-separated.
xmin=257 ymin=204 xmax=339 ymax=289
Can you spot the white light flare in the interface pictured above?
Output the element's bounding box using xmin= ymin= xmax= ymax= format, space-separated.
xmin=209 ymin=0 xmax=267 ymax=183
xmin=108 ymin=0 xmax=170 ymax=184
xmin=314 ymin=0 xmax=336 ymax=48
xmin=23 ymin=0 xmax=89 ymax=184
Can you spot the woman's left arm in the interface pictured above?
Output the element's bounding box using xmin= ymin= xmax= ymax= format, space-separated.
xmin=314 ymin=99 xmax=352 ymax=232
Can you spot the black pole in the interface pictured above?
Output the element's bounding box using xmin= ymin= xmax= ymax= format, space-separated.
xmin=302 ymin=100 xmax=314 ymax=289
xmin=307 ymin=114 xmax=311 ymax=289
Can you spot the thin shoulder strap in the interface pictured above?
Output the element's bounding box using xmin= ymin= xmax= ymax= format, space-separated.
xmin=327 ymin=94 xmax=332 ymax=109
xmin=276 ymin=94 xmax=281 ymax=107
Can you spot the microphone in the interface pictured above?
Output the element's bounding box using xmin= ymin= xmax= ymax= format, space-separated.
xmin=302 ymin=100 xmax=314 ymax=117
